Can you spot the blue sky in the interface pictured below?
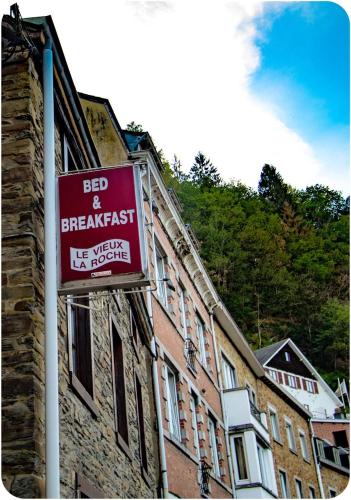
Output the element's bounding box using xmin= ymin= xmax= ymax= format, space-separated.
xmin=250 ymin=1 xmax=350 ymax=191
xmin=19 ymin=0 xmax=350 ymax=194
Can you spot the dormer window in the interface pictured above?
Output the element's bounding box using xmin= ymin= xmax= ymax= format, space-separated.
xmin=284 ymin=351 xmax=291 ymax=362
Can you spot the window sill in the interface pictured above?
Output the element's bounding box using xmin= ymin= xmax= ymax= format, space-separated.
xmin=141 ymin=466 xmax=153 ymax=488
xmin=273 ymin=437 xmax=284 ymax=446
xmin=289 ymin=447 xmax=298 ymax=456
xmin=303 ymin=457 xmax=311 ymax=464
xmin=116 ymin=431 xmax=132 ymax=461
xmin=70 ymin=373 xmax=98 ymax=418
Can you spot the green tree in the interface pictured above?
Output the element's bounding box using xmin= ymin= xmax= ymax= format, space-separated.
xmin=258 ymin=164 xmax=292 ymax=212
xmin=126 ymin=121 xmax=144 ymax=132
xmin=189 ymin=151 xmax=221 ymax=189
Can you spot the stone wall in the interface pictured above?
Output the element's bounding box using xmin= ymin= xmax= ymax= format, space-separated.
xmin=2 ymin=45 xmax=46 ymax=498
xmin=319 ymin=463 xmax=349 ymax=497
xmin=2 ymin=22 xmax=159 ymax=498
xmin=257 ymin=380 xmax=321 ymax=498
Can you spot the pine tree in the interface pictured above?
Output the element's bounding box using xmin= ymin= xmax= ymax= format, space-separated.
xmin=189 ymin=151 xmax=221 ymax=189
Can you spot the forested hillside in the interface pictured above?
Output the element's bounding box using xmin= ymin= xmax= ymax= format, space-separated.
xmin=162 ymin=154 xmax=349 ymax=389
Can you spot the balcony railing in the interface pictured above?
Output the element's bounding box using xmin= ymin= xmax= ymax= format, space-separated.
xmin=315 ymin=438 xmax=350 ymax=472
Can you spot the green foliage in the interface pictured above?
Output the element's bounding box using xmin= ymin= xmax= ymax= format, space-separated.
xmin=126 ymin=121 xmax=144 ymax=132
xmin=189 ymin=151 xmax=222 ymax=189
xmin=164 ymin=158 xmax=349 ymax=385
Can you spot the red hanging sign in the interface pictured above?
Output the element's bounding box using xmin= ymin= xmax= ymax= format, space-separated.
xmin=58 ymin=165 xmax=149 ymax=292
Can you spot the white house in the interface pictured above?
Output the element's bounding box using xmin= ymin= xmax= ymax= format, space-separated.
xmin=254 ymin=339 xmax=343 ymax=420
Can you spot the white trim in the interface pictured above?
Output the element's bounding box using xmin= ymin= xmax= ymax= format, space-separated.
xmin=262 ymin=339 xmax=343 ymax=407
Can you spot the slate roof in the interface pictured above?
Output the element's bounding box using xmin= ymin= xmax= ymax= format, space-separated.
xmin=254 ymin=339 xmax=289 ymax=365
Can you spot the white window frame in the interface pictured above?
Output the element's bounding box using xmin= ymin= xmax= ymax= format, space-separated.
xmin=284 ymin=351 xmax=291 ymax=362
xmin=165 ymin=364 xmax=181 ymax=441
xmin=285 ymin=417 xmax=296 ymax=452
xmin=287 ymin=374 xmax=298 ymax=388
xmin=308 ymin=485 xmax=316 ymax=498
xmin=305 ymin=379 xmax=315 ymax=393
xmin=222 ymin=354 xmax=237 ymax=390
xmin=208 ymin=416 xmax=220 ymax=477
xmin=245 ymin=382 xmax=257 ymax=406
xmin=231 ymin=434 xmax=249 ymax=483
xmin=279 ymin=469 xmax=289 ymax=498
xmin=196 ymin=314 xmax=207 ymax=367
xmin=179 ymin=285 xmax=188 ymax=336
xmin=295 ymin=477 xmax=303 ymax=498
xmin=190 ymin=393 xmax=200 ymax=459
xmin=328 ymin=487 xmax=337 ymax=498
xmin=298 ymin=428 xmax=309 ymax=460
xmin=155 ymin=240 xmax=168 ymax=308
xmin=257 ymin=441 xmax=271 ymax=489
xmin=268 ymin=368 xmax=278 ymax=382
xmin=63 ymin=135 xmax=79 ymax=172
xmin=268 ymin=405 xmax=281 ymax=441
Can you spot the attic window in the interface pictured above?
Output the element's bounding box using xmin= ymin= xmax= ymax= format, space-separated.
xmin=284 ymin=351 xmax=291 ymax=362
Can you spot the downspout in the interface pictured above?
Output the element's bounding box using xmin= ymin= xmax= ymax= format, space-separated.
xmin=209 ymin=311 xmax=236 ymax=498
xmin=43 ymin=37 xmax=60 ymax=498
xmin=146 ymin=160 xmax=169 ymax=498
xmin=309 ymin=419 xmax=325 ymax=498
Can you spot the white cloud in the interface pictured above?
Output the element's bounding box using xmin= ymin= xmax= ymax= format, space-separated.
xmin=17 ymin=0 xmax=349 ymax=193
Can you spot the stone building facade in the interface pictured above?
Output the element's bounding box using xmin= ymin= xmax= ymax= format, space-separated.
xmin=215 ymin=319 xmax=322 ymax=498
xmin=2 ymin=7 xmax=350 ymax=500
xmin=2 ymin=13 xmax=159 ymax=498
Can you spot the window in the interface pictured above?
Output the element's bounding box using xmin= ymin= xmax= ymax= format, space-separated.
xmin=257 ymin=441 xmax=271 ymax=489
xmin=232 ymin=435 xmax=249 ymax=482
xmin=155 ymin=241 xmax=167 ymax=307
xmin=165 ymin=364 xmax=181 ymax=441
xmin=196 ymin=315 xmax=207 ymax=367
xmin=68 ymin=296 xmax=96 ymax=412
xmin=329 ymin=488 xmax=337 ymax=497
xmin=190 ymin=393 xmax=200 ymax=458
xmin=295 ymin=478 xmax=303 ymax=498
xmin=63 ymin=135 xmax=80 ymax=172
xmin=135 ymin=375 xmax=147 ymax=473
xmin=305 ymin=379 xmax=315 ymax=393
xmin=268 ymin=369 xmax=278 ymax=382
xmin=208 ymin=416 xmax=220 ymax=477
xmin=333 ymin=430 xmax=349 ymax=448
xmin=287 ymin=374 xmax=298 ymax=388
xmin=279 ymin=470 xmax=289 ymax=498
xmin=246 ymin=383 xmax=257 ymax=407
xmin=111 ymin=320 xmax=129 ymax=450
xmin=284 ymin=351 xmax=291 ymax=362
xmin=285 ymin=418 xmax=296 ymax=452
xmin=179 ymin=286 xmax=187 ymax=335
xmin=309 ymin=486 xmax=316 ymax=498
xmin=222 ymin=355 xmax=237 ymax=390
xmin=299 ymin=430 xmax=309 ymax=460
xmin=269 ymin=407 xmax=280 ymax=441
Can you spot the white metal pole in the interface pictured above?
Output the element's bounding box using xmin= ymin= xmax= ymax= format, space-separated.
xmin=43 ymin=37 xmax=60 ymax=499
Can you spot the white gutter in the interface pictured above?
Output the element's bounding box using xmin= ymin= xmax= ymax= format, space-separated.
xmin=210 ymin=312 xmax=236 ymax=498
xmin=43 ymin=37 xmax=60 ymax=498
xmin=309 ymin=420 xmax=325 ymax=498
xmin=146 ymin=161 xmax=169 ymax=498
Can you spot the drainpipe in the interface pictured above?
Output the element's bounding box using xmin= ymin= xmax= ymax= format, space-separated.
xmin=43 ymin=37 xmax=60 ymax=498
xmin=146 ymin=160 xmax=169 ymax=498
xmin=309 ymin=419 xmax=325 ymax=498
xmin=210 ymin=312 xmax=236 ymax=498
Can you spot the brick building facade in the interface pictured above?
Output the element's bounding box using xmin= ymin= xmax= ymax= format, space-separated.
xmin=2 ymin=6 xmax=349 ymax=499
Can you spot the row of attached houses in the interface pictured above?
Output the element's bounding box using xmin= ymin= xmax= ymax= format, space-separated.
xmin=2 ymin=8 xmax=349 ymax=499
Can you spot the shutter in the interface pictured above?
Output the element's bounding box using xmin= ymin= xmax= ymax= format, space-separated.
xmin=284 ymin=373 xmax=289 ymax=385
xmin=296 ymin=377 xmax=301 ymax=389
xmin=313 ymin=381 xmax=319 ymax=394
xmin=277 ymin=371 xmax=283 ymax=384
xmin=302 ymin=378 xmax=307 ymax=390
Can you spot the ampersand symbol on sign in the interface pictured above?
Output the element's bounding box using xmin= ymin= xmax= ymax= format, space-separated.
xmin=93 ymin=195 xmax=101 ymax=210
